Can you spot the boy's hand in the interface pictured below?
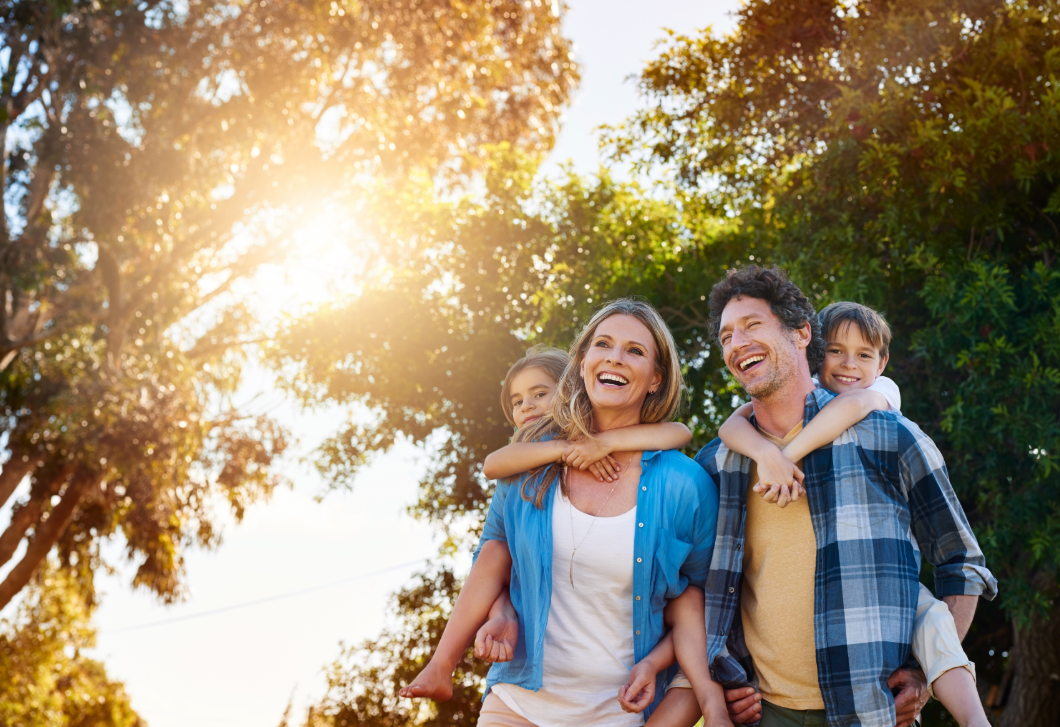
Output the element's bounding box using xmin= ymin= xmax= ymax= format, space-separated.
xmin=751 ymin=446 xmax=805 ymax=508
xmin=473 ymin=614 xmax=518 ymax=664
xmin=617 ymin=659 xmax=658 ymax=714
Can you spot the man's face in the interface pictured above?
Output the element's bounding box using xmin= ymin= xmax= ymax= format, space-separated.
xmin=719 ymin=296 xmax=808 ymax=399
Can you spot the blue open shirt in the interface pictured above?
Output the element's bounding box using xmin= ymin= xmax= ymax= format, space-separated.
xmin=475 ymin=448 xmax=719 ymax=719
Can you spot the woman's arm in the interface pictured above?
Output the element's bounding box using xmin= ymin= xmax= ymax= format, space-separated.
xmin=562 ymin=422 xmax=693 ymax=471
xmin=482 ymin=439 xmax=568 ymax=480
xmin=782 ymin=389 xmax=889 ymax=462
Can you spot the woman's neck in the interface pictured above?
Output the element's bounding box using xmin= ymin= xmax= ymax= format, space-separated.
xmin=593 ymin=407 xmax=642 ymax=433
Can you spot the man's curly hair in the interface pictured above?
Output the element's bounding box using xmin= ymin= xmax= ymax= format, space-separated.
xmin=707 ymin=265 xmax=825 ymax=374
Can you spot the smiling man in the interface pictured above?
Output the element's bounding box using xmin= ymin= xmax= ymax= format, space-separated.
xmin=692 ymin=266 xmax=997 ymax=727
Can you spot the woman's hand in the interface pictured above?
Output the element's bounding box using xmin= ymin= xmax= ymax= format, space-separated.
xmin=618 ymin=659 xmax=659 ymax=714
xmin=474 ymin=612 xmax=518 ymax=664
xmin=751 ymin=445 xmax=805 ymax=508
xmin=562 ymin=437 xmax=622 ymax=482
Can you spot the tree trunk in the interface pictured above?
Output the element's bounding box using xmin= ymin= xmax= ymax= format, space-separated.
xmin=0 ymin=452 xmax=34 ymax=511
xmin=999 ymin=583 xmax=1060 ymax=727
xmin=0 ymin=473 xmax=94 ymax=611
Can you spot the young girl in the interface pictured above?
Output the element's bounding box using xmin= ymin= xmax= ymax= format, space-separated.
xmin=716 ymin=301 xmax=989 ymax=727
xmin=399 ymin=344 xmax=696 ymax=703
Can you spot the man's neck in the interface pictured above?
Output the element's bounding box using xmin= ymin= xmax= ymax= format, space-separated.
xmin=751 ymin=370 xmax=817 ymax=439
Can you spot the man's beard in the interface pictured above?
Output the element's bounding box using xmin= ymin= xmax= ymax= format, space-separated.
xmin=742 ymin=346 xmax=798 ymax=401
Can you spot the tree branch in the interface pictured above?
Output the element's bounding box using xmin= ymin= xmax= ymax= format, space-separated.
xmin=0 ymin=472 xmax=95 ymax=612
xmin=0 ymin=451 xmax=34 ymax=513
xmin=0 ymin=472 xmax=95 ymax=614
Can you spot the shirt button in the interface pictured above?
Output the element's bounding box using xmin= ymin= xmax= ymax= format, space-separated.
xmin=637 ymin=558 xmax=642 ymax=563
xmin=638 ymin=522 xmax=644 ymax=527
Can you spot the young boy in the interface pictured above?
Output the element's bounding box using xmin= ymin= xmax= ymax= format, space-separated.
xmin=717 ymin=301 xmax=988 ymax=727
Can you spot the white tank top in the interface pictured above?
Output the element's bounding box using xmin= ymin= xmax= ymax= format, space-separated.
xmin=492 ymin=490 xmax=642 ymax=726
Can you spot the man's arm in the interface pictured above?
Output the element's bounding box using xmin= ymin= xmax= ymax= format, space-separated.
xmin=899 ymin=421 xmax=998 ymax=600
xmin=943 ymin=594 xmax=978 ymax=640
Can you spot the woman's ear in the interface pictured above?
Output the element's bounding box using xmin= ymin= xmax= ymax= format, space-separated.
xmin=651 ymin=370 xmax=663 ymax=393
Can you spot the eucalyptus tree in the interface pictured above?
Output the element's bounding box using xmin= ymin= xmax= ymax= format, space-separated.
xmin=0 ymin=0 xmax=575 ymax=616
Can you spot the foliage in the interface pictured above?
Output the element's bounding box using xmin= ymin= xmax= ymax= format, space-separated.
xmin=302 ymin=567 xmax=486 ymax=727
xmin=0 ymin=0 xmax=575 ymax=618
xmin=295 ymin=0 xmax=1060 ymax=724
xmin=0 ymin=561 xmax=142 ymax=727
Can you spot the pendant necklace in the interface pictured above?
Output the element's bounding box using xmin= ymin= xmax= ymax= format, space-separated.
xmin=566 ymin=452 xmax=637 ymax=588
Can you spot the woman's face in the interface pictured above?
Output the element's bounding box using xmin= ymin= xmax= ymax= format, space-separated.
xmin=580 ymin=314 xmax=662 ymax=427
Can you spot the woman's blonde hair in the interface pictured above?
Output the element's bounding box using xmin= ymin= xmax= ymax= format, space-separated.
xmin=500 ymin=344 xmax=569 ymax=426
xmin=516 ymin=298 xmax=685 ymax=508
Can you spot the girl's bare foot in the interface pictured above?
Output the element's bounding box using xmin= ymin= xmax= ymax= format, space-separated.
xmin=398 ymin=660 xmax=454 ymax=701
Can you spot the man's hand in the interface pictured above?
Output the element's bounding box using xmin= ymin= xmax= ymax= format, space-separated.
xmin=725 ymin=686 xmax=762 ymax=724
xmin=889 ymin=667 xmax=929 ymax=727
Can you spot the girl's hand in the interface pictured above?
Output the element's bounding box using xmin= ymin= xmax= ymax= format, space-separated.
xmin=586 ymin=457 xmax=622 ymax=483
xmin=562 ymin=438 xmax=619 ymax=479
xmin=751 ymin=446 xmax=805 ymax=508
xmin=474 ymin=614 xmax=518 ymax=664
xmin=618 ymin=659 xmax=658 ymax=713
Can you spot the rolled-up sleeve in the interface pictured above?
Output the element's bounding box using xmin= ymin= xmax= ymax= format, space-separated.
xmin=900 ymin=423 xmax=998 ymax=600
xmin=677 ymin=467 xmax=720 ymax=591
xmin=474 ymin=481 xmax=511 ymax=564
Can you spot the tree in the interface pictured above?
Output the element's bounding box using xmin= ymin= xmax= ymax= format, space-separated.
xmin=292 ymin=1 xmax=1060 ymax=724
xmin=0 ymin=0 xmax=575 ymax=618
xmin=0 ymin=560 xmax=143 ymax=727
xmin=606 ymin=0 xmax=1060 ymax=722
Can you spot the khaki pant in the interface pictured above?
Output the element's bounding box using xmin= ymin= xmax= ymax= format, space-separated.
xmin=478 ymin=693 xmax=539 ymax=727
xmin=758 ymin=701 xmax=828 ymax=727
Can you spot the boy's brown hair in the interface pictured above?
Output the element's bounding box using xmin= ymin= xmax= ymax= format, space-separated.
xmin=817 ymin=301 xmax=892 ymax=359
xmin=500 ymin=344 xmax=569 ymax=426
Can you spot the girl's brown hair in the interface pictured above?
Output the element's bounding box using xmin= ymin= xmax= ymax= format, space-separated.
xmin=516 ymin=298 xmax=685 ymax=508
xmin=500 ymin=344 xmax=569 ymax=427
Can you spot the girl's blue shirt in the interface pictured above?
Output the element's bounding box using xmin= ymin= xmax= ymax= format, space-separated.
xmin=475 ymin=447 xmax=719 ymax=719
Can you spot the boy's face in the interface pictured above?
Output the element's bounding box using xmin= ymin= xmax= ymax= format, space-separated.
xmin=509 ymin=367 xmax=558 ymax=429
xmin=819 ymin=322 xmax=888 ymax=394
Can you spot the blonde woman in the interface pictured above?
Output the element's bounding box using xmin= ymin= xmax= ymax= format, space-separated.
xmin=475 ymin=298 xmax=720 ymax=727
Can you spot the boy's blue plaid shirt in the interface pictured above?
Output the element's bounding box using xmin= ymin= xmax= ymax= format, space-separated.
xmin=694 ymin=388 xmax=997 ymax=727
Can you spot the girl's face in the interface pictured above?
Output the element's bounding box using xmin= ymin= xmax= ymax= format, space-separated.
xmin=580 ymin=313 xmax=662 ymax=427
xmin=818 ymin=322 xmax=888 ymax=394
xmin=509 ymin=367 xmax=559 ymax=429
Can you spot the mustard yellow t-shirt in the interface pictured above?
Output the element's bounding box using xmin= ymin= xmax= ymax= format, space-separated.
xmin=741 ymin=422 xmax=825 ymax=710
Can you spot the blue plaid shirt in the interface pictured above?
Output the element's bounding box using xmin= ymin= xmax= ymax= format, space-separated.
xmin=694 ymin=388 xmax=997 ymax=727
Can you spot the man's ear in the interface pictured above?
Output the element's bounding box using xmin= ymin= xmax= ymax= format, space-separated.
xmin=793 ymin=322 xmax=812 ymax=349
xmin=877 ymin=353 xmax=889 ymax=377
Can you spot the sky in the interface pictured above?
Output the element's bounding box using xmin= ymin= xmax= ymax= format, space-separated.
xmin=69 ymin=2 xmax=742 ymax=726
